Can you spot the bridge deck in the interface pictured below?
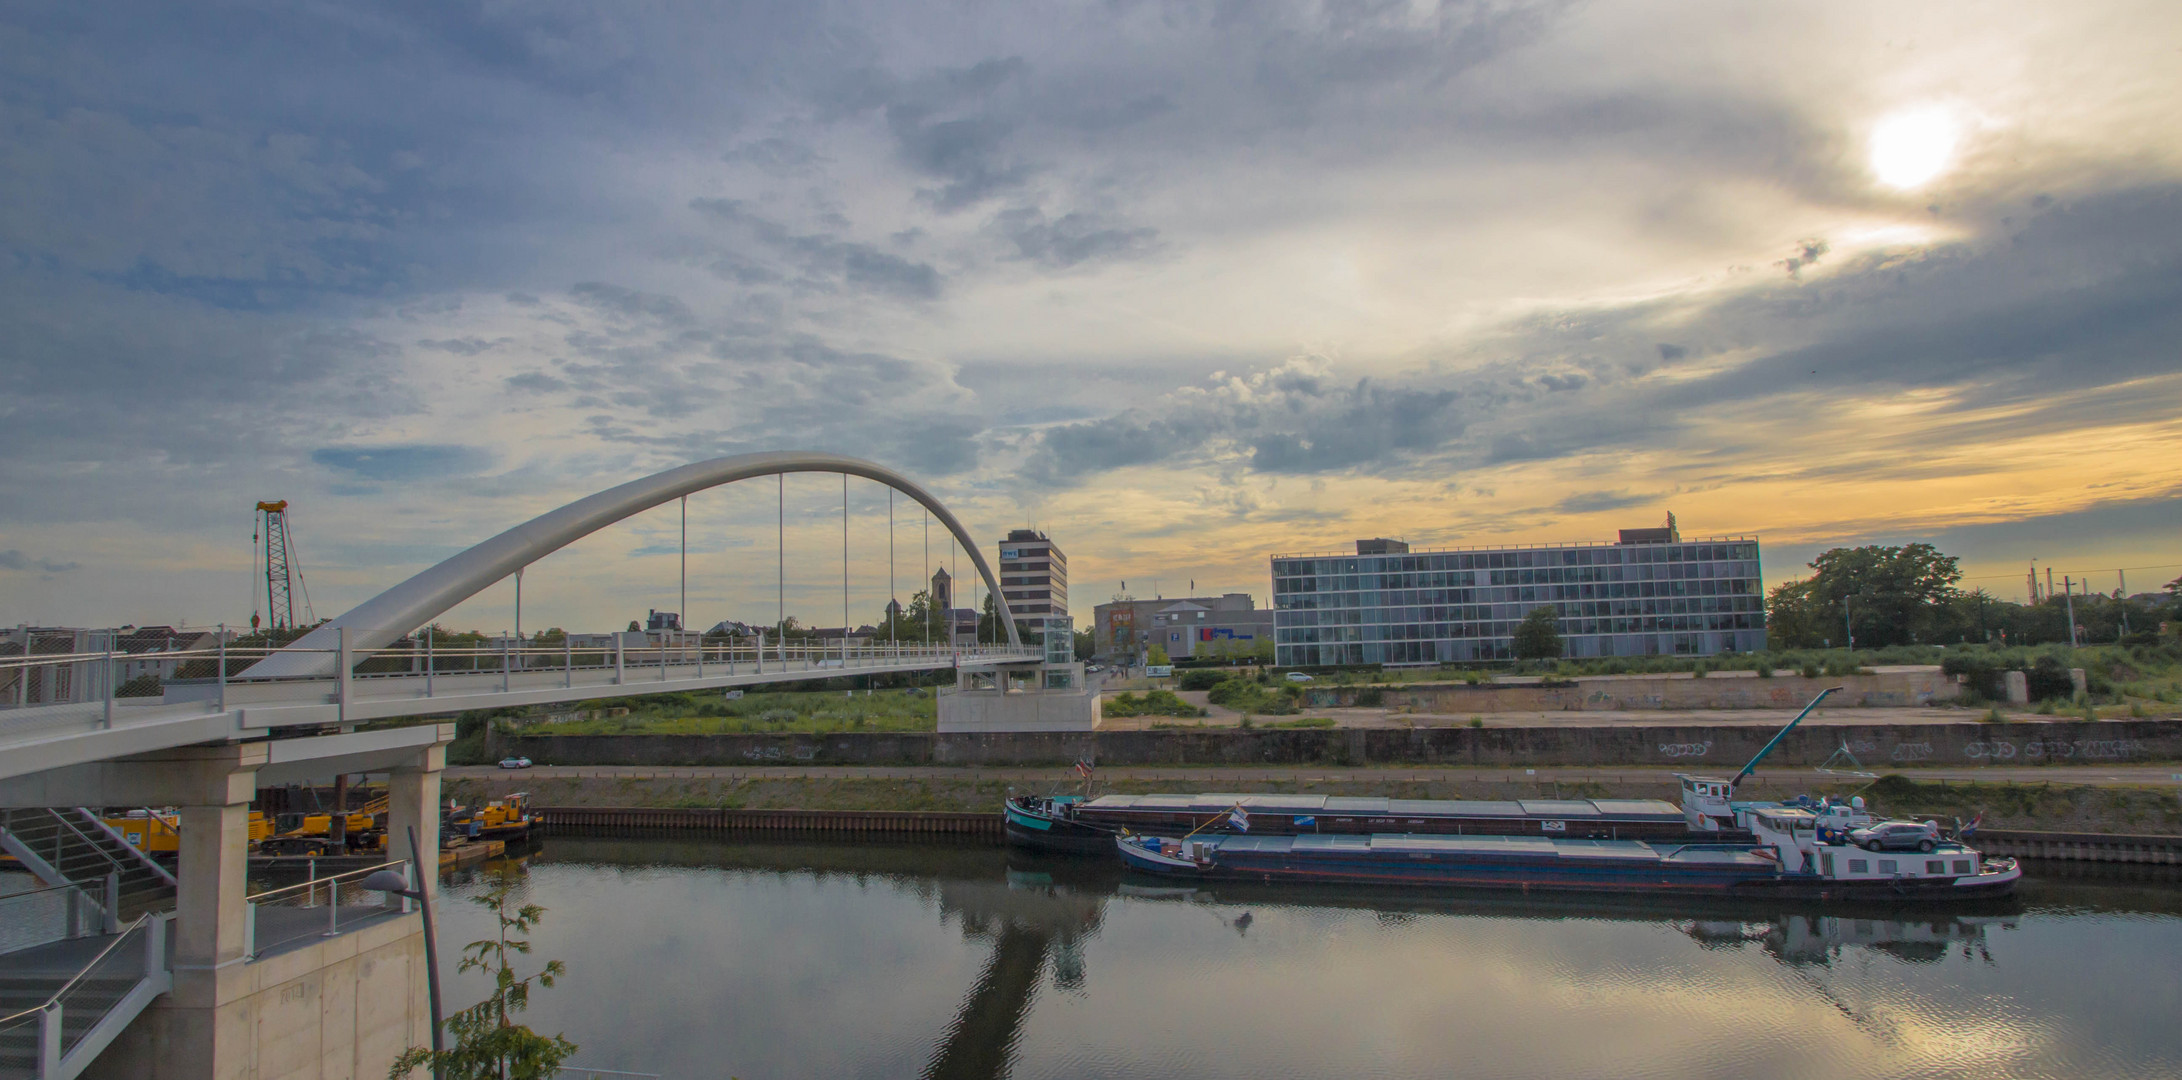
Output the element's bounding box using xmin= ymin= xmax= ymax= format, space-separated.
xmin=0 ymin=645 xmax=1039 ymax=783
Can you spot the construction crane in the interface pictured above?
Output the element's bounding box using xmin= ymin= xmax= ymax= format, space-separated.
xmin=253 ymin=500 xmax=314 ymax=632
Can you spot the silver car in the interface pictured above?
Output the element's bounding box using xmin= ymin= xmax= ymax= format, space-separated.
xmin=1848 ymin=820 xmax=1940 ymax=853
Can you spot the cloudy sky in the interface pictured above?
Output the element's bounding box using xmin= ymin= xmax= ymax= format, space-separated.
xmin=3 ymin=1 xmax=2179 ymax=635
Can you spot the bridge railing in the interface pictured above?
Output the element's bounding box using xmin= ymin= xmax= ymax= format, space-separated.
xmin=1 ymin=639 xmax=1040 ymax=713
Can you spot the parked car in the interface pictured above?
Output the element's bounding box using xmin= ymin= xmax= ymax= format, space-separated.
xmin=1284 ymin=672 xmax=1314 ymax=683
xmin=1848 ymin=820 xmax=1939 ymax=853
xmin=498 ymin=756 xmax=533 ymax=770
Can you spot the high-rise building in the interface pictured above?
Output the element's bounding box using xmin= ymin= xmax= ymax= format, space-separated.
xmin=997 ymin=529 xmax=1066 ymax=633
xmin=1271 ymin=524 xmax=1765 ymax=666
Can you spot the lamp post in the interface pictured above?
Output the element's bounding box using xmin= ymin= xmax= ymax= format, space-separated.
xmin=360 ymin=827 xmax=444 ymax=1080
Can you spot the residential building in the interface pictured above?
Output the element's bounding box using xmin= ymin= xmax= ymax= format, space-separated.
xmin=1271 ymin=524 xmax=1765 ymax=666
xmin=1092 ymin=593 xmax=1273 ymax=662
xmin=997 ymin=529 xmax=1066 ymax=633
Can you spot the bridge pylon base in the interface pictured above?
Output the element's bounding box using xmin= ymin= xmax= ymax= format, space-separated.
xmin=937 ymin=663 xmax=1103 ymax=733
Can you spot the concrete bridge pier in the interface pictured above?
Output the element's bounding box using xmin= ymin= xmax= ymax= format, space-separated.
xmin=4 ymin=727 xmax=457 ymax=1080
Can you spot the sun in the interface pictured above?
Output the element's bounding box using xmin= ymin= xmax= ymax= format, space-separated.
xmin=1869 ymin=107 xmax=1961 ymax=189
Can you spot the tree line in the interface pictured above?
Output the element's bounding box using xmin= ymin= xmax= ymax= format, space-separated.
xmin=1763 ymin=543 xmax=2179 ymax=649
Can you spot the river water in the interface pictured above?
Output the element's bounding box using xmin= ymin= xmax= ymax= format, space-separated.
xmin=433 ymin=838 xmax=2182 ymax=1080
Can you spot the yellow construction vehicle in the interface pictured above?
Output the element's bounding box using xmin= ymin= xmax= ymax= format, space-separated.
xmin=102 ymin=809 xmax=272 ymax=854
xmin=446 ymin=792 xmax=532 ymax=841
xmin=260 ymin=793 xmax=389 ymax=856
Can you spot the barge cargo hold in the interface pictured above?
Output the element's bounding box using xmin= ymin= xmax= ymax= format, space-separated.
xmin=1005 ymin=792 xmax=1713 ymax=854
xmin=1115 ymin=805 xmax=2021 ymax=903
xmin=1115 ymin=833 xmax=2021 ymax=902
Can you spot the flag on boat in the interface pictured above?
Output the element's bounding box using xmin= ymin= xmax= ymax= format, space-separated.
xmin=1228 ymin=806 xmax=1250 ymax=832
xmin=1958 ymin=812 xmax=1983 ymax=838
xmin=1073 ymin=759 xmax=1094 ymax=779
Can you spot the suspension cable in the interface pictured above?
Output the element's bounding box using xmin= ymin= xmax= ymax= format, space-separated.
xmin=887 ymin=488 xmax=895 ymax=652
xmin=923 ymin=509 xmax=930 ymax=646
xmin=679 ymin=495 xmax=687 ymax=641
xmin=842 ymin=474 xmax=849 ymax=654
xmin=777 ymin=474 xmax=784 ymax=641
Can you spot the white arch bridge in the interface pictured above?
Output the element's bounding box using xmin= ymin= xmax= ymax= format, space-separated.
xmin=1 ymin=452 xmax=1046 ymax=782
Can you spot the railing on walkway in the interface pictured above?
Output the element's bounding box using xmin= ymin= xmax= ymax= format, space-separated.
xmin=1 ymin=637 xmax=1036 ymax=728
xmin=0 ymin=912 xmax=169 ymax=1080
xmin=243 ymin=860 xmax=414 ymax=959
xmin=0 ymin=884 xmax=114 ymax=958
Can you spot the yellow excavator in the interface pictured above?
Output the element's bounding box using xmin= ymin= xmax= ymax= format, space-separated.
xmin=260 ymin=793 xmax=390 ymax=856
xmin=445 ymin=792 xmax=532 ymax=841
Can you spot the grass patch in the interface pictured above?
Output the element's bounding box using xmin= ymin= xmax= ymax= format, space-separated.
xmin=1271 ymin=716 xmax=1337 ymax=729
xmin=535 ymin=689 xmax=937 ymax=735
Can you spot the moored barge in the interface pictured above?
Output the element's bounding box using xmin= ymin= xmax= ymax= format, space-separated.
xmin=1115 ymin=805 xmax=2021 ymax=903
xmin=1006 ymin=792 xmax=1710 ymax=854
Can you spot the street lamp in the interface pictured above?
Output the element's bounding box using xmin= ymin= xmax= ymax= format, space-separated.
xmin=360 ymin=826 xmax=445 ymax=1080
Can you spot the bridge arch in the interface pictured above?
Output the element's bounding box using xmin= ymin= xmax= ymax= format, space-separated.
xmin=247 ymin=451 xmax=1021 ymax=678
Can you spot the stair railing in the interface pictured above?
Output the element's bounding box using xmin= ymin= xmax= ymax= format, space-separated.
xmin=0 ymin=911 xmax=170 ymax=1079
xmin=68 ymin=810 xmax=177 ymax=888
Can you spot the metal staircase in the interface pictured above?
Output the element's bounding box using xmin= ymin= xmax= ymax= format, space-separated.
xmin=0 ymin=914 xmax=170 ymax=1080
xmin=0 ymin=811 xmax=176 ymax=924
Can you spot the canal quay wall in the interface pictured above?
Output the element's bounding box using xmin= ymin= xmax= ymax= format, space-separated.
xmin=1304 ymin=669 xmax=1959 ymax=712
xmin=498 ymin=718 xmax=2182 ymax=771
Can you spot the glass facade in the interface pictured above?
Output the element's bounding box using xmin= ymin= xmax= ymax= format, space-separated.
xmin=1271 ymin=537 xmax=1765 ymax=666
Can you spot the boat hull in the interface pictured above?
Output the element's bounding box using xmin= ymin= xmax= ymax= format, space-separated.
xmin=1116 ymin=835 xmax=2022 ymax=903
xmin=1003 ymin=798 xmax=1118 ymax=854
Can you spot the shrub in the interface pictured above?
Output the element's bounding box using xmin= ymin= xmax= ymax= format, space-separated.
xmin=1275 ymin=716 xmax=1336 ymax=728
xmin=1800 ymin=663 xmax=1820 ymax=679
xmin=1177 ymin=669 xmax=1229 ymax=691
xmin=1104 ymin=690 xmax=1201 ymax=718
xmin=1468 ymin=717 xmax=1485 ymax=728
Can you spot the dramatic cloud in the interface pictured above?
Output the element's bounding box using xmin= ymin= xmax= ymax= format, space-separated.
xmin=3 ymin=1 xmax=2179 ymax=628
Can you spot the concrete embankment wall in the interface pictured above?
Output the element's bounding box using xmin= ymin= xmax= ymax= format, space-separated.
xmin=500 ymin=719 xmax=2182 ymax=770
xmin=1307 ymin=670 xmax=1959 ymax=713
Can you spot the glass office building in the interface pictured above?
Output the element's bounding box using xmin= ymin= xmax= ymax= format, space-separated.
xmin=1271 ymin=530 xmax=1765 ymax=666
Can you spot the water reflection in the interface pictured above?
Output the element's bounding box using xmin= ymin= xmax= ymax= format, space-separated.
xmin=433 ymin=839 xmax=2182 ymax=1080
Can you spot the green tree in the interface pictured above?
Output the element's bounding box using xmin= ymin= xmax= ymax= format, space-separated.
xmin=1779 ymin=543 xmax=1963 ymax=648
xmin=1074 ymin=627 xmax=1096 ymax=661
xmin=1764 ymin=578 xmax=1827 ymax=649
xmin=390 ymin=876 xmax=577 ymax=1080
xmin=1513 ymin=606 xmax=1564 ymax=660
xmin=1148 ymin=643 xmax=1170 ymax=665
xmin=977 ymin=594 xmax=1002 ymax=644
